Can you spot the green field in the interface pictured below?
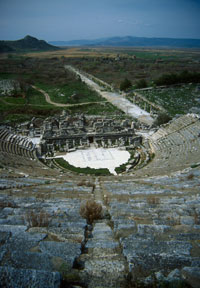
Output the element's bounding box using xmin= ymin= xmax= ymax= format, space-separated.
xmin=36 ymin=81 xmax=105 ymax=105
xmin=1 ymin=49 xmax=200 ymax=124
xmin=0 ymin=70 xmax=121 ymax=123
xmin=139 ymin=84 xmax=200 ymax=116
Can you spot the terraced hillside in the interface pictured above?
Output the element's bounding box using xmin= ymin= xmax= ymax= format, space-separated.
xmin=0 ymin=114 xmax=200 ymax=288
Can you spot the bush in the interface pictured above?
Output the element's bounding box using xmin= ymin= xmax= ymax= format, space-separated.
xmin=154 ymin=71 xmax=200 ymax=86
xmin=120 ymin=78 xmax=132 ymax=91
xmin=186 ymin=173 xmax=194 ymax=180
xmin=135 ymin=79 xmax=148 ymax=89
xmin=80 ymin=200 xmax=102 ymax=224
xmin=153 ymin=112 xmax=172 ymax=126
xmin=25 ymin=209 xmax=50 ymax=227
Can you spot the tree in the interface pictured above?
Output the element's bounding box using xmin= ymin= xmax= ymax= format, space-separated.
xmin=120 ymin=78 xmax=132 ymax=91
xmin=135 ymin=79 xmax=148 ymax=89
xmin=153 ymin=112 xmax=172 ymax=127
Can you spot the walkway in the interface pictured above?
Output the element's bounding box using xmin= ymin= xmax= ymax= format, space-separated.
xmin=65 ymin=65 xmax=154 ymax=126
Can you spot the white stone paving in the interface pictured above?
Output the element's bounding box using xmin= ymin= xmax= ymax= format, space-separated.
xmin=56 ymin=147 xmax=130 ymax=175
xmin=29 ymin=137 xmax=41 ymax=145
xmin=65 ymin=65 xmax=154 ymax=126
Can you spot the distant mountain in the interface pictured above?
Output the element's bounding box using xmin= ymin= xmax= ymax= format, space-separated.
xmin=0 ymin=35 xmax=59 ymax=53
xmin=49 ymin=36 xmax=200 ymax=48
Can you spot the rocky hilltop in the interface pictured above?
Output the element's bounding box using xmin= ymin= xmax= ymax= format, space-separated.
xmin=0 ymin=35 xmax=59 ymax=53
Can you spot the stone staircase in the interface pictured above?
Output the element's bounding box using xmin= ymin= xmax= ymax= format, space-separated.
xmin=0 ymin=113 xmax=200 ymax=287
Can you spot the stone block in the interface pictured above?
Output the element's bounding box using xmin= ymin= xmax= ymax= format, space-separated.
xmin=86 ymin=239 xmax=119 ymax=249
xmin=137 ymin=224 xmax=170 ymax=235
xmin=0 ymin=225 xmax=27 ymax=236
xmin=39 ymin=241 xmax=81 ymax=268
xmin=180 ymin=216 xmax=195 ymax=226
xmin=0 ymin=266 xmax=61 ymax=288
xmin=166 ymin=268 xmax=182 ymax=282
xmin=182 ymin=267 xmax=200 ymax=288
xmin=10 ymin=251 xmax=53 ymax=271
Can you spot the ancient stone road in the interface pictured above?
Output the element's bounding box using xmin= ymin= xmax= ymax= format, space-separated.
xmin=65 ymin=65 xmax=154 ymax=126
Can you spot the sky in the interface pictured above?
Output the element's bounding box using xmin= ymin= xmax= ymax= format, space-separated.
xmin=0 ymin=0 xmax=200 ymax=41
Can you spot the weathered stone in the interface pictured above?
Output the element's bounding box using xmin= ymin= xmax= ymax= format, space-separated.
xmin=83 ymin=259 xmax=125 ymax=277
xmin=10 ymin=251 xmax=53 ymax=271
xmin=180 ymin=216 xmax=195 ymax=225
xmin=0 ymin=225 xmax=27 ymax=236
xmin=0 ymin=231 xmax=11 ymax=245
xmin=92 ymin=223 xmax=113 ymax=239
xmin=39 ymin=241 xmax=81 ymax=268
xmin=166 ymin=268 xmax=182 ymax=282
xmin=6 ymin=232 xmax=47 ymax=256
xmin=2 ymin=207 xmax=14 ymax=215
xmin=121 ymin=236 xmax=193 ymax=275
xmin=137 ymin=224 xmax=170 ymax=235
xmin=181 ymin=267 xmax=200 ymax=288
xmin=0 ymin=266 xmax=61 ymax=288
xmin=114 ymin=222 xmax=136 ymax=238
xmin=155 ymin=271 xmax=166 ymax=281
xmin=86 ymin=239 xmax=119 ymax=249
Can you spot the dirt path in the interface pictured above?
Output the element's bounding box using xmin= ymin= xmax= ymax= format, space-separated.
xmin=65 ymin=65 xmax=154 ymax=125
xmin=31 ymin=85 xmax=107 ymax=107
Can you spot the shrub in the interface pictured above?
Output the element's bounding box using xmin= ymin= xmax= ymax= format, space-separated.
xmin=77 ymin=180 xmax=95 ymax=191
xmin=153 ymin=112 xmax=172 ymax=126
xmin=186 ymin=173 xmax=194 ymax=180
xmin=147 ymin=196 xmax=160 ymax=205
xmin=25 ymin=209 xmax=50 ymax=227
xmin=135 ymin=79 xmax=148 ymax=89
xmin=120 ymin=78 xmax=132 ymax=91
xmin=0 ymin=200 xmax=17 ymax=208
xmin=154 ymin=71 xmax=200 ymax=86
xmin=80 ymin=200 xmax=102 ymax=224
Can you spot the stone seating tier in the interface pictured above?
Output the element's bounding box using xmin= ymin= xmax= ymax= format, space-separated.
xmin=0 ymin=167 xmax=199 ymax=287
xmin=0 ymin=129 xmax=36 ymax=160
xmin=0 ymin=114 xmax=200 ymax=287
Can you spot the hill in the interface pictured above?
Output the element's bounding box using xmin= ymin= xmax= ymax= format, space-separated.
xmin=50 ymin=35 xmax=200 ymax=48
xmin=0 ymin=35 xmax=59 ymax=53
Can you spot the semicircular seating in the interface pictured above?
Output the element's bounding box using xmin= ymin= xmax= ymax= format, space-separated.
xmin=0 ymin=128 xmax=37 ymax=160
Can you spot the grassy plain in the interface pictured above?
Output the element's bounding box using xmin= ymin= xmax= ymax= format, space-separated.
xmin=138 ymin=84 xmax=200 ymax=116
xmin=23 ymin=46 xmax=200 ymax=86
xmin=0 ymin=46 xmax=200 ymax=123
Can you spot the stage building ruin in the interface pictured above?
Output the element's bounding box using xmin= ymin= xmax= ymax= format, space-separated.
xmin=39 ymin=112 xmax=142 ymax=155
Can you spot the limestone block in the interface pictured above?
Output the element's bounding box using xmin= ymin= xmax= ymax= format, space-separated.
xmin=182 ymin=267 xmax=200 ymax=288
xmin=0 ymin=225 xmax=27 ymax=236
xmin=180 ymin=216 xmax=195 ymax=226
xmin=0 ymin=266 xmax=61 ymax=288
xmin=39 ymin=241 xmax=81 ymax=268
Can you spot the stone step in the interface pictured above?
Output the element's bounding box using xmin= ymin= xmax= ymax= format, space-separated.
xmin=0 ymin=266 xmax=61 ymax=288
xmin=80 ymin=258 xmax=126 ymax=288
xmin=120 ymin=235 xmax=198 ymax=277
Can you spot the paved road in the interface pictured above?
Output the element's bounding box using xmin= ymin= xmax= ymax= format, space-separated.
xmin=65 ymin=65 xmax=154 ymax=126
